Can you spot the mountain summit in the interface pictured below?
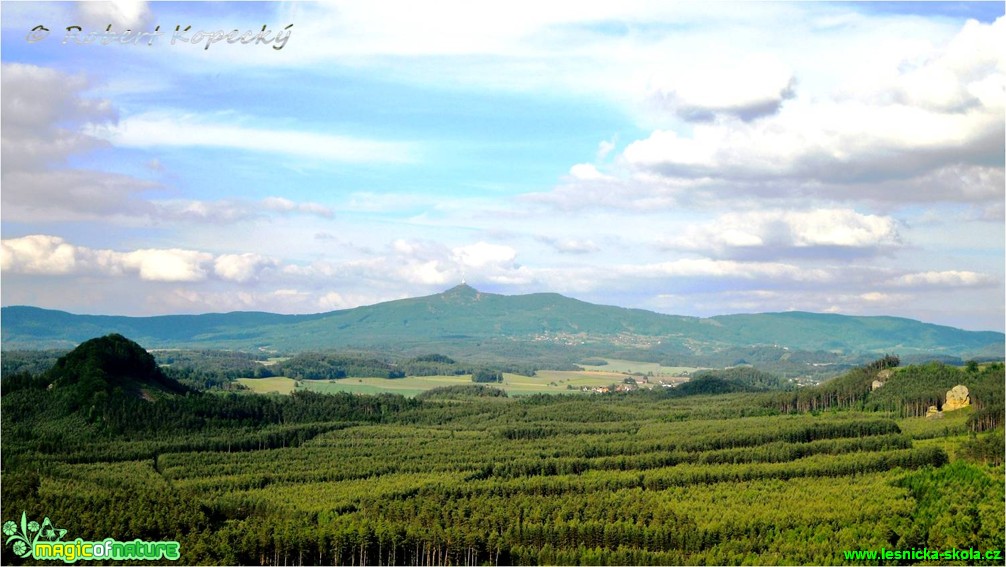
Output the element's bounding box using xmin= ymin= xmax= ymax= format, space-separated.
xmin=439 ymin=283 xmax=484 ymax=303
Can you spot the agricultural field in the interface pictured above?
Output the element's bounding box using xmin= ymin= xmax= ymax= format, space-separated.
xmin=239 ymin=370 xmax=654 ymax=398
xmin=236 ymin=377 xmax=298 ymax=395
xmin=588 ymin=358 xmax=701 ymax=377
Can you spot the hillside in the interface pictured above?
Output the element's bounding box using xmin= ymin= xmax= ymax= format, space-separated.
xmin=45 ymin=333 xmax=190 ymax=398
xmin=2 ymin=285 xmax=1002 ymax=361
xmin=2 ymin=351 xmax=1002 ymax=564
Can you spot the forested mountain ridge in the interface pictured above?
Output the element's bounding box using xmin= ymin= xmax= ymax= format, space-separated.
xmin=3 ymin=285 xmax=1002 ymax=361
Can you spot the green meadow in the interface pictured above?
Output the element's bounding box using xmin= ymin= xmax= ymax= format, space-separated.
xmin=234 ymin=357 xmax=704 ymax=398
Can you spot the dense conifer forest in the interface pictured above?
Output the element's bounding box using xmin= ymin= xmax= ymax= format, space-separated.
xmin=1 ymin=334 xmax=1003 ymax=565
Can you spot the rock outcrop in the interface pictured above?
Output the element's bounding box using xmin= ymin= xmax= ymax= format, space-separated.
xmin=944 ymin=384 xmax=971 ymax=412
xmin=872 ymin=369 xmax=893 ymax=391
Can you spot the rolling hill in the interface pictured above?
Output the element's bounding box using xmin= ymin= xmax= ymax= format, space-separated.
xmin=2 ymin=284 xmax=1002 ymax=362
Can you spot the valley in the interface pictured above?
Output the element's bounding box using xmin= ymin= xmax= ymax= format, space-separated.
xmin=1 ymin=334 xmax=1003 ymax=565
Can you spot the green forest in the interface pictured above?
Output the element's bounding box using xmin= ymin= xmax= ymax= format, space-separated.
xmin=1 ymin=334 xmax=1003 ymax=565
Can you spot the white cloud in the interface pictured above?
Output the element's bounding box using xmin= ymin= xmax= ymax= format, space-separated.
xmin=214 ymin=253 xmax=278 ymax=283
xmin=118 ymin=249 xmax=213 ymax=282
xmin=0 ymin=64 xmax=333 ymax=226
xmin=1 ymin=235 xmax=78 ymax=274
xmin=77 ymin=1 xmax=153 ymax=30
xmin=451 ymin=242 xmax=517 ymax=268
xmin=596 ymin=139 xmax=617 ymax=161
xmin=0 ymin=63 xmax=116 ymax=169
xmin=664 ymin=209 xmax=901 ymax=259
xmin=525 ymin=15 xmax=1004 ymax=211
xmin=623 ymin=97 xmax=1000 ymax=184
xmin=536 ymin=236 xmax=600 ymax=255
xmin=261 ymin=197 xmax=334 ymax=218
xmin=650 ymin=55 xmax=795 ymax=121
xmin=890 ymin=19 xmax=1005 ymax=113
xmin=623 ymin=258 xmax=830 ymax=283
xmin=568 ymin=163 xmax=614 ymax=182
xmin=623 ymin=17 xmax=1004 ymax=191
xmin=92 ymin=112 xmax=418 ymax=164
xmin=888 ymin=270 xmax=997 ymax=289
xmin=153 ymin=197 xmax=333 ymax=223
xmin=0 ymin=234 xmax=274 ymax=284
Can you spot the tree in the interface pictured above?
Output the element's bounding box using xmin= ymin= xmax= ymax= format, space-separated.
xmin=472 ymin=369 xmax=503 ymax=383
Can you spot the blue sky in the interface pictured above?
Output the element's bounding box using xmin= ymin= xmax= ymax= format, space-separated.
xmin=2 ymin=1 xmax=1003 ymax=332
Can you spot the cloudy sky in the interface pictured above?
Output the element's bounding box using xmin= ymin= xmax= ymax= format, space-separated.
xmin=1 ymin=1 xmax=1003 ymax=331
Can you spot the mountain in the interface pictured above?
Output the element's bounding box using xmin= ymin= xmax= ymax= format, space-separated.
xmin=2 ymin=285 xmax=1002 ymax=362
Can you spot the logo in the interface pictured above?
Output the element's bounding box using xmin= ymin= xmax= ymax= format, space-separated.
xmin=3 ymin=511 xmax=180 ymax=563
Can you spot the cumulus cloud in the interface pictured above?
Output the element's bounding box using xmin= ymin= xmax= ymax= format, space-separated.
xmin=888 ymin=18 xmax=1004 ymax=113
xmin=117 ymin=249 xmax=214 ymax=282
xmin=1 ymin=235 xmax=79 ymax=275
xmin=568 ymin=163 xmax=614 ymax=182
xmin=0 ymin=63 xmax=116 ymax=169
xmin=622 ymin=97 xmax=1000 ymax=185
xmin=0 ymin=234 xmax=274 ymax=283
xmin=214 ymin=253 xmax=279 ymax=283
xmin=0 ymin=64 xmax=155 ymax=222
xmin=663 ymin=209 xmax=902 ymax=259
xmin=650 ymin=55 xmax=796 ymax=121
xmin=0 ymin=64 xmax=154 ymax=222
xmin=279 ymin=239 xmax=531 ymax=289
xmin=530 ymin=16 xmax=1004 ymax=211
xmin=625 ymin=17 xmax=1004 ymax=191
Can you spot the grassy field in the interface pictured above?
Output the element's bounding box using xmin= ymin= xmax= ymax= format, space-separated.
xmin=238 ymin=369 xmax=667 ymax=398
xmin=303 ymin=375 xmax=466 ymax=397
xmin=236 ymin=376 xmax=297 ymax=395
xmin=303 ymin=373 xmax=603 ymax=397
xmin=588 ymin=358 xmax=701 ymax=377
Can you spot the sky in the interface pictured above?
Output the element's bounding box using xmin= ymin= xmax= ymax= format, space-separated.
xmin=1 ymin=1 xmax=1003 ymax=332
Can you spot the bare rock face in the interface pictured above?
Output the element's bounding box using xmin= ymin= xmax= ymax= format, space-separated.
xmin=926 ymin=405 xmax=943 ymax=419
xmin=872 ymin=369 xmax=893 ymax=391
xmin=944 ymin=385 xmax=971 ymax=412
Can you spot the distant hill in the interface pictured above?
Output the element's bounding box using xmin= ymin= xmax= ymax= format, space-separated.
xmin=2 ymin=285 xmax=1002 ymax=363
